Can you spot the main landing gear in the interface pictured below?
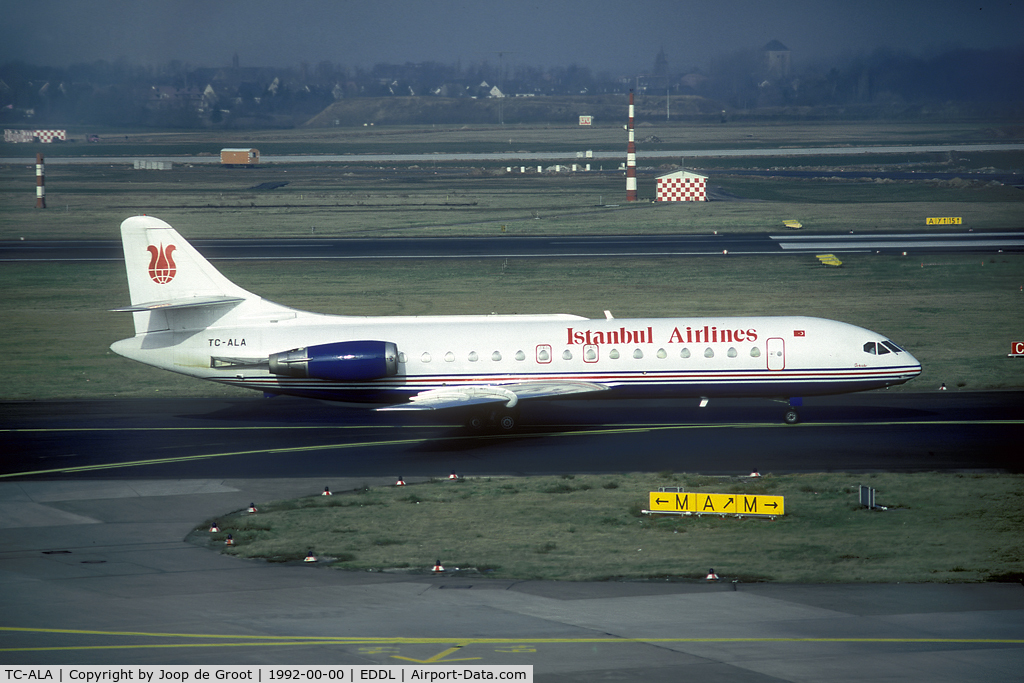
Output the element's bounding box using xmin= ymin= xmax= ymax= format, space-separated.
xmin=783 ymin=397 xmax=803 ymax=425
xmin=466 ymin=407 xmax=519 ymax=432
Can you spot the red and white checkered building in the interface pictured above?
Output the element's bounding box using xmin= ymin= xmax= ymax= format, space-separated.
xmin=656 ymin=170 xmax=707 ymax=202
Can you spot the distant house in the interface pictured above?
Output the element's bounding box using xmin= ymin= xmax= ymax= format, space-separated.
xmin=150 ymin=86 xmax=204 ymax=104
xmin=761 ymin=40 xmax=791 ymax=79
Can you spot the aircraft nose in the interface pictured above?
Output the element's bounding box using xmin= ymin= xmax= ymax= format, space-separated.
xmin=904 ymin=350 xmax=923 ymax=378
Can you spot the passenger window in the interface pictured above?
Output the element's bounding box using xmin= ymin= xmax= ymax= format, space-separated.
xmin=444 ymin=352 xmax=455 ymax=362
xmin=657 ymin=348 xmax=667 ymax=359
xmin=633 ymin=349 xmax=643 ymax=359
xmin=562 ymin=349 xmax=572 ymax=360
xmin=609 ymin=349 xmax=620 ymax=359
xmin=492 ymin=351 xmax=502 ymax=361
xmin=468 ymin=351 xmax=478 ymax=362
xmin=421 ymin=352 xmax=431 ymax=363
xmin=398 ymin=352 xmax=407 ymax=364
xmin=750 ymin=347 xmax=760 ymax=357
xmin=537 ymin=347 xmax=550 ymax=363
xmin=704 ymin=347 xmax=714 ymax=358
xmin=727 ymin=347 xmax=737 ymax=358
xmin=585 ymin=347 xmax=597 ymax=361
xmin=863 ymin=342 xmax=877 ymax=354
xmin=515 ymin=350 xmax=526 ymax=361
xmin=681 ymin=348 xmax=690 ymax=359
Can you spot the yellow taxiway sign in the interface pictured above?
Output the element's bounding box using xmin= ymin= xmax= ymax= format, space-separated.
xmin=648 ymin=491 xmax=784 ymax=516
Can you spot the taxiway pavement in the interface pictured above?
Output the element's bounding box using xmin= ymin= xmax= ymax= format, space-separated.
xmin=1 ymin=475 xmax=1022 ymax=681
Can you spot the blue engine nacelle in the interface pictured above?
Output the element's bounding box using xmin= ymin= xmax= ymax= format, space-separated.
xmin=269 ymin=340 xmax=399 ymax=381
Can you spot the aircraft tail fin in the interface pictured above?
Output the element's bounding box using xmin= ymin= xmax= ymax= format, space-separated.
xmin=115 ymin=216 xmax=279 ymax=335
xmin=119 ymin=215 xmax=256 ymax=307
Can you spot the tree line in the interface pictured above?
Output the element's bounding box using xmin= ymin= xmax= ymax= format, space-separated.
xmin=1 ymin=46 xmax=1020 ymax=129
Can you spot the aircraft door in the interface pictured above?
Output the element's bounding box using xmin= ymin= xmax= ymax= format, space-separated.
xmin=766 ymin=337 xmax=785 ymax=370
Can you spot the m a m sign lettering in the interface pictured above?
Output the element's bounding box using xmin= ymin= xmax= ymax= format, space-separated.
xmin=648 ymin=492 xmax=784 ymax=517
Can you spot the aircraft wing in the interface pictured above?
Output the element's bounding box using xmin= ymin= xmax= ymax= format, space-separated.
xmin=378 ymin=381 xmax=608 ymax=412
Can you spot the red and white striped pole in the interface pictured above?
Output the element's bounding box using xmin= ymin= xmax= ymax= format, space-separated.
xmin=36 ymin=153 xmax=46 ymax=208
xmin=626 ymin=91 xmax=637 ymax=202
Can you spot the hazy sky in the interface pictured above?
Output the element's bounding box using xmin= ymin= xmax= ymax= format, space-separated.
xmin=3 ymin=1 xmax=1023 ymax=74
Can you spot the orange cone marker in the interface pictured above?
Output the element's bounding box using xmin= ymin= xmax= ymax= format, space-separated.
xmin=706 ymin=568 xmax=719 ymax=581
xmin=322 ymin=486 xmax=332 ymax=496
xmin=396 ymin=477 xmax=406 ymax=486
xmin=209 ymin=522 xmax=220 ymax=533
xmin=304 ymin=551 xmax=317 ymax=563
xmin=247 ymin=503 xmax=257 ymax=514
xmin=225 ymin=534 xmax=234 ymax=546
xmin=432 ymin=559 xmax=445 ymax=573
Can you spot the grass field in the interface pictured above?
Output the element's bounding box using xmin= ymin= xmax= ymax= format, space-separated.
xmin=188 ymin=472 xmax=1024 ymax=583
xmin=2 ymin=251 xmax=1022 ymax=400
xmin=3 ymin=119 xmax=1021 ymax=155
xmin=1 ymin=160 xmax=1021 ymax=241
xmin=1 ymin=121 xmax=1022 ymax=399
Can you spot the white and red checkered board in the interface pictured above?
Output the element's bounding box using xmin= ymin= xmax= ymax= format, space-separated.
xmin=35 ymin=129 xmax=67 ymax=143
xmin=656 ymin=177 xmax=706 ymax=202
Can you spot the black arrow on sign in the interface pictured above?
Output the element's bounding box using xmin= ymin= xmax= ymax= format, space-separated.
xmin=655 ymin=498 xmax=668 ymax=505
xmin=764 ymin=501 xmax=778 ymax=509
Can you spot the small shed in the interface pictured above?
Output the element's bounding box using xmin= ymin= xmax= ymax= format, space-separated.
xmin=656 ymin=170 xmax=707 ymax=202
xmin=220 ymin=148 xmax=259 ymax=166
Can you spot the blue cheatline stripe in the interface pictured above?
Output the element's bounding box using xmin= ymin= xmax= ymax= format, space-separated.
xmin=217 ymin=365 xmax=919 ymax=395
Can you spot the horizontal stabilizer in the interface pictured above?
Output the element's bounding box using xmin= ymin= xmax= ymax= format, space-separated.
xmin=110 ymin=295 xmax=246 ymax=313
xmin=379 ymin=380 xmax=608 ymax=412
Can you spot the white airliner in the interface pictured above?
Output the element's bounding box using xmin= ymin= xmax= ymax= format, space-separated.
xmin=111 ymin=216 xmax=922 ymax=429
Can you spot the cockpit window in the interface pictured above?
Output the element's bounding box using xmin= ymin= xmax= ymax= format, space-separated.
xmin=864 ymin=341 xmax=891 ymax=355
xmin=881 ymin=341 xmax=903 ymax=354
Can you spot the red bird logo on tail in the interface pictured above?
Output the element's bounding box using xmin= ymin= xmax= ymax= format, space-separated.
xmin=147 ymin=243 xmax=177 ymax=284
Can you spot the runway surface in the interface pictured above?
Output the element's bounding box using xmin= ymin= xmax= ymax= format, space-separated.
xmin=3 ymin=392 xmax=1022 ymax=481
xmin=2 ymin=392 xmax=1022 ymax=679
xmin=3 ymin=231 xmax=1023 ymax=263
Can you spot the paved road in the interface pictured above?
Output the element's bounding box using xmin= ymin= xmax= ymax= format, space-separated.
xmin=6 ymin=142 xmax=1024 ymax=165
xmin=3 ymin=231 xmax=1023 ymax=263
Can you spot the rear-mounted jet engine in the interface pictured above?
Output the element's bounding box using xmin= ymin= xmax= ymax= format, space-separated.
xmin=269 ymin=340 xmax=399 ymax=381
